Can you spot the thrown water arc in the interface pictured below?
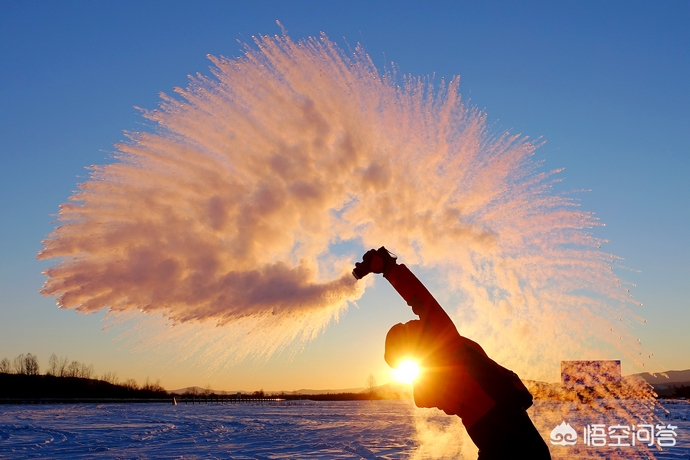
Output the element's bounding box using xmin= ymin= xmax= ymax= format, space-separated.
xmin=38 ymin=31 xmax=646 ymax=386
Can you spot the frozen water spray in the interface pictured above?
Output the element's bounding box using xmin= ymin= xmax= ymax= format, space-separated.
xmin=40 ymin=31 xmax=650 ymax=387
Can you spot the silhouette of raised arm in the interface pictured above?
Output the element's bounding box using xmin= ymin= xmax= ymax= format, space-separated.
xmin=353 ymin=247 xmax=460 ymax=346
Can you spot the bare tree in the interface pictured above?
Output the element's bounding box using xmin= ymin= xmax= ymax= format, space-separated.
xmin=366 ymin=373 xmax=377 ymax=396
xmin=151 ymin=379 xmax=165 ymax=392
xmin=46 ymin=353 xmax=59 ymax=376
xmin=122 ymin=378 xmax=138 ymax=390
xmin=203 ymin=383 xmax=212 ymax=397
xmin=142 ymin=377 xmax=165 ymax=392
xmin=13 ymin=354 xmax=26 ymax=374
xmin=65 ymin=360 xmax=81 ymax=377
xmin=46 ymin=354 xmax=78 ymax=377
xmin=101 ymin=371 xmax=119 ymax=385
xmin=58 ymin=356 xmax=69 ymax=377
xmin=24 ymin=353 xmax=39 ymax=375
xmin=0 ymin=358 xmax=10 ymax=373
xmin=78 ymin=363 xmax=95 ymax=379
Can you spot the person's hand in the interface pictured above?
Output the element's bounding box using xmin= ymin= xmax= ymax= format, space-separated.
xmin=373 ymin=247 xmax=397 ymax=273
xmin=369 ymin=252 xmax=385 ymax=273
xmin=352 ymin=246 xmax=397 ymax=279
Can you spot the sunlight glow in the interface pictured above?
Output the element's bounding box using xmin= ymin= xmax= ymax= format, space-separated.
xmin=392 ymin=359 xmax=420 ymax=384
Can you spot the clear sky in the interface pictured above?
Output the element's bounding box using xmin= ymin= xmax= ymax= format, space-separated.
xmin=1 ymin=1 xmax=689 ymax=392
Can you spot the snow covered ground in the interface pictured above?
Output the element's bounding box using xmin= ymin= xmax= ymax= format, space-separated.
xmin=0 ymin=399 xmax=688 ymax=459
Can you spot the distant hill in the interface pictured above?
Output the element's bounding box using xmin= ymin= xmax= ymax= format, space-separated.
xmin=633 ymin=369 xmax=690 ymax=387
xmin=0 ymin=373 xmax=169 ymax=400
xmin=169 ymin=386 xmax=224 ymax=395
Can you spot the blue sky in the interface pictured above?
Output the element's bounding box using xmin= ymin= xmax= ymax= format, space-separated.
xmin=1 ymin=1 xmax=688 ymax=390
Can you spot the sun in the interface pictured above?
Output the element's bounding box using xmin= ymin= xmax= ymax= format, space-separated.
xmin=392 ymin=359 xmax=420 ymax=384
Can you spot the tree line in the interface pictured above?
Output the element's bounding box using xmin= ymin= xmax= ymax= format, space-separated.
xmin=0 ymin=353 xmax=40 ymax=375
xmin=0 ymin=352 xmax=162 ymax=392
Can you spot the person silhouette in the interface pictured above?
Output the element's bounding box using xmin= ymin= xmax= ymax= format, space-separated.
xmin=353 ymin=247 xmax=551 ymax=460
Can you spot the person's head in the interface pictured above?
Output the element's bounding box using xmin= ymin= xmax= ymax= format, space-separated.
xmin=384 ymin=320 xmax=423 ymax=368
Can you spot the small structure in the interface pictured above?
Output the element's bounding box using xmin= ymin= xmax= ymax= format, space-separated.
xmin=561 ymin=360 xmax=621 ymax=389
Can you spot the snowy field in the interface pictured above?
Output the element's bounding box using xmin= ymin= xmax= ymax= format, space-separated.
xmin=0 ymin=399 xmax=688 ymax=459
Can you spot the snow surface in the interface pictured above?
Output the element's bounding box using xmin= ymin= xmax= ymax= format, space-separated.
xmin=0 ymin=400 xmax=688 ymax=459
